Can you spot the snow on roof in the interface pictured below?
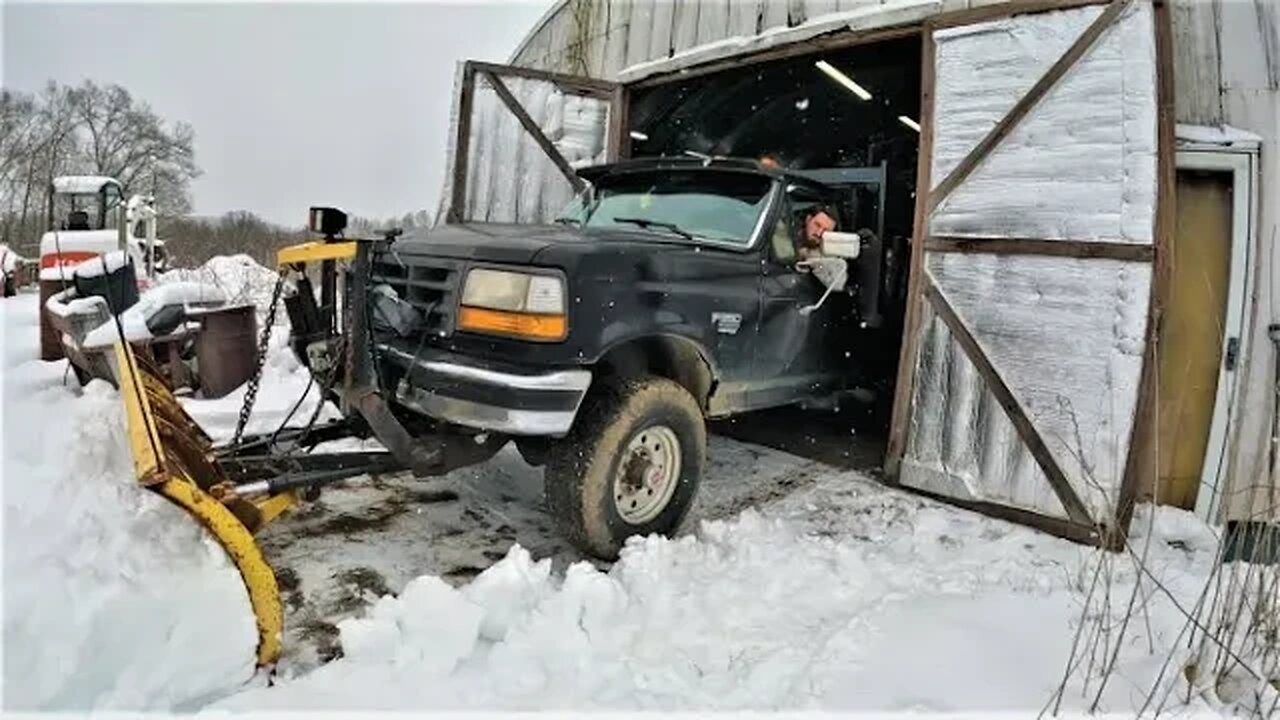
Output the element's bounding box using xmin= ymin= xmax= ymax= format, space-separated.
xmin=617 ymin=0 xmax=941 ymax=84
xmin=1176 ymin=123 xmax=1263 ymax=148
xmin=51 ymin=175 xmax=120 ymax=195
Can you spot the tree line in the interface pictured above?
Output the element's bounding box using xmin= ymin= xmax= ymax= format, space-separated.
xmin=164 ymin=209 xmax=435 ymax=268
xmin=0 ymin=80 xmax=432 ymax=267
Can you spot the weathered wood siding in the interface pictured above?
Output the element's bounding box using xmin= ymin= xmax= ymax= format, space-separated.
xmin=503 ymin=0 xmax=1279 ymax=522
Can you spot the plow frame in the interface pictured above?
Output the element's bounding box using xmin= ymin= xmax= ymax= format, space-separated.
xmin=113 ymin=338 xmax=286 ymax=665
xmin=106 ymin=224 xmax=516 ymax=669
xmin=110 ymin=332 xmax=409 ymax=668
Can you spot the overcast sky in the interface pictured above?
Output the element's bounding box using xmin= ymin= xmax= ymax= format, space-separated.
xmin=3 ymin=0 xmax=554 ymax=225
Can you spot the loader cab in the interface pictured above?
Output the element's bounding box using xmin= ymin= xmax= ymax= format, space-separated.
xmin=38 ymin=176 xmax=153 ymax=285
xmin=47 ymin=176 xmax=124 ymax=233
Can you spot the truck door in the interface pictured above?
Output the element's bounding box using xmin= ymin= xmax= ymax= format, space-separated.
xmin=751 ymin=184 xmax=849 ymax=409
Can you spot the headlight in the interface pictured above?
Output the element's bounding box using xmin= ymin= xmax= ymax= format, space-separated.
xmin=459 ymin=268 xmax=567 ymax=342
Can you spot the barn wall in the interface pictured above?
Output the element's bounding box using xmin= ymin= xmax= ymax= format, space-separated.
xmin=502 ymin=0 xmax=1279 ymax=523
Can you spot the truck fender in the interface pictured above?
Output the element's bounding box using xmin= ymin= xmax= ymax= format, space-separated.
xmin=591 ymin=333 xmax=720 ymax=411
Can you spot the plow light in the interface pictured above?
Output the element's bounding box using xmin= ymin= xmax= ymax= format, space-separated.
xmin=459 ymin=268 xmax=567 ymax=342
xmin=308 ymin=206 xmax=347 ymax=236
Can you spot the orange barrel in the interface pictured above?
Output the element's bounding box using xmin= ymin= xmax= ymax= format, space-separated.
xmin=193 ymin=304 xmax=259 ymax=398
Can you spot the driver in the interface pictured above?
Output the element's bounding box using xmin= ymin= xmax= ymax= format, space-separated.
xmin=797 ymin=205 xmax=837 ymax=261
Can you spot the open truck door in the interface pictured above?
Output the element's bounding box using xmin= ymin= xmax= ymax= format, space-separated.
xmin=886 ymin=0 xmax=1171 ymax=547
xmin=440 ymin=61 xmax=624 ymax=225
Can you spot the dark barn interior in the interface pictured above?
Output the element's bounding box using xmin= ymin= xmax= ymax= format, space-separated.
xmin=624 ymin=35 xmax=924 ymax=471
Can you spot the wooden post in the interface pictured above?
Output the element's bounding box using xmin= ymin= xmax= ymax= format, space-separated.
xmin=884 ymin=27 xmax=937 ymax=478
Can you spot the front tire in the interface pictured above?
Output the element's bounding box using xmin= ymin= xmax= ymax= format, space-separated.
xmin=545 ymin=376 xmax=705 ymax=560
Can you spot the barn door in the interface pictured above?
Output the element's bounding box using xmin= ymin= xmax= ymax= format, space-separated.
xmin=439 ymin=61 xmax=624 ymax=225
xmin=886 ymin=0 xmax=1170 ymax=545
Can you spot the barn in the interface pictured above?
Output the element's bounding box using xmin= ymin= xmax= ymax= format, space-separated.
xmin=433 ymin=0 xmax=1278 ymax=547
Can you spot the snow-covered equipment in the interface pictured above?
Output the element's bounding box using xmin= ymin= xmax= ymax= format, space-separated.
xmin=43 ymin=251 xmax=251 ymax=393
xmin=37 ymin=175 xmax=167 ymax=360
xmin=0 ymin=243 xmax=34 ymax=296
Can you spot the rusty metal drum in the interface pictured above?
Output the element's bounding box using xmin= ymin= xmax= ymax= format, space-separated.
xmin=192 ymin=304 xmax=259 ymax=399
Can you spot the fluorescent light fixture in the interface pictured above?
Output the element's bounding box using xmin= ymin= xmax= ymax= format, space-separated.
xmin=629 ymin=131 xmax=649 ymax=141
xmin=815 ymin=60 xmax=872 ymax=101
xmin=898 ymin=115 xmax=921 ymax=132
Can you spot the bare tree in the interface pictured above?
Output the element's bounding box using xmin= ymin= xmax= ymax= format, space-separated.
xmin=0 ymin=79 xmax=202 ymax=252
xmin=160 ymin=210 xmax=306 ymax=267
xmin=66 ymin=80 xmax=199 ymax=216
xmin=348 ymin=209 xmax=433 ymax=234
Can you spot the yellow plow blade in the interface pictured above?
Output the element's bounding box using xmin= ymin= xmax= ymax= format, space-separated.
xmin=112 ymin=339 xmax=288 ymax=667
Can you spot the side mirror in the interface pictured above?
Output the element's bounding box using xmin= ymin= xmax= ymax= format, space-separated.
xmin=819 ymin=231 xmax=863 ymax=260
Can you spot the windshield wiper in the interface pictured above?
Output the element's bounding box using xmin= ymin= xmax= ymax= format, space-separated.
xmin=611 ymin=217 xmax=695 ymax=241
xmin=553 ymin=217 xmax=581 ymax=226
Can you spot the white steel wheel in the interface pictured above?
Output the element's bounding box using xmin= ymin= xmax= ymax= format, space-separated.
xmin=613 ymin=425 xmax=682 ymax=525
xmin=545 ymin=376 xmax=706 ymax=560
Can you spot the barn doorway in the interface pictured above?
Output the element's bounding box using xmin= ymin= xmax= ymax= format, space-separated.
xmin=1166 ymin=141 xmax=1260 ymax=522
xmin=623 ymin=35 xmax=924 ymax=470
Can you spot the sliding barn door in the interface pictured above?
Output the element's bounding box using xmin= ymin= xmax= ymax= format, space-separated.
xmin=887 ymin=0 xmax=1169 ymax=544
xmin=437 ymin=61 xmax=623 ymax=226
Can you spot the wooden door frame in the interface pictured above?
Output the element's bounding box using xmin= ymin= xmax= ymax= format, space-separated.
xmin=1172 ymin=142 xmax=1262 ymax=524
xmin=446 ymin=61 xmax=622 ymax=224
xmin=883 ymin=0 xmax=1175 ymax=548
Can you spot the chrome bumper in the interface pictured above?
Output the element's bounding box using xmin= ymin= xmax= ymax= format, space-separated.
xmin=384 ymin=347 xmax=592 ymax=437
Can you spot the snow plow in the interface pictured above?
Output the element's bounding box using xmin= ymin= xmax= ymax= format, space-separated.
xmin=104 ymin=208 xmax=501 ymax=667
xmin=108 ymin=305 xmax=410 ymax=667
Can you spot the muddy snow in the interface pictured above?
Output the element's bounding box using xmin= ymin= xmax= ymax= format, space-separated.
xmin=0 ymin=276 xmax=1265 ymax=715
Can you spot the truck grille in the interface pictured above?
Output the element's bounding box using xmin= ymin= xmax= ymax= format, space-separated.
xmin=368 ymin=251 xmax=463 ymax=336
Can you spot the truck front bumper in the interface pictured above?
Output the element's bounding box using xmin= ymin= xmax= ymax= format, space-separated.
xmin=379 ymin=345 xmax=591 ymax=437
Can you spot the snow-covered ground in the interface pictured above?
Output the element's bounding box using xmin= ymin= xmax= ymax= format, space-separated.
xmin=2 ymin=264 xmax=1270 ymax=715
xmin=1 ymin=291 xmax=258 ymax=711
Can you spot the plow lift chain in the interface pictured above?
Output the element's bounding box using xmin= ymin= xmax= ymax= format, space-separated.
xmin=216 ymin=265 xmax=363 ymax=502
xmin=229 ymin=268 xmax=288 ymax=448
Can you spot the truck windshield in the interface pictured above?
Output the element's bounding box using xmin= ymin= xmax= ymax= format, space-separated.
xmin=557 ymin=169 xmax=774 ymax=246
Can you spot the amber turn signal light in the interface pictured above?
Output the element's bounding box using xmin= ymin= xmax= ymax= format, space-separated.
xmin=458 ymin=306 xmax=567 ymax=342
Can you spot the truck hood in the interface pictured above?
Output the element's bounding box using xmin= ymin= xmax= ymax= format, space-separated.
xmin=392 ymin=222 xmax=690 ymax=265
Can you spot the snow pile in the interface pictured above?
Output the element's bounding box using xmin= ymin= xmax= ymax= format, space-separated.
xmin=218 ymin=473 xmax=1244 ymax=714
xmin=157 ymin=254 xmax=281 ymax=320
xmin=1 ymin=293 xmax=258 ymax=711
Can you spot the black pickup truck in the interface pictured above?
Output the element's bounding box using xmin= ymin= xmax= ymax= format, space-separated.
xmin=291 ymin=156 xmax=904 ymax=559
